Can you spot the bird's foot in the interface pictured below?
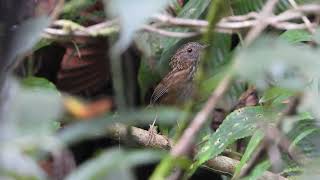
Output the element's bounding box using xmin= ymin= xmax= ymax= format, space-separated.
xmin=147 ymin=124 xmax=158 ymax=146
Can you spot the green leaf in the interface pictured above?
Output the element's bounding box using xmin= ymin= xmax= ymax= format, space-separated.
xmin=287 ymin=119 xmax=320 ymax=158
xmin=193 ymin=106 xmax=278 ymax=173
xmin=289 ymin=128 xmax=320 ymax=153
xmin=63 ymin=0 xmax=98 ymax=15
xmin=231 ymin=0 xmax=317 ymax=15
xmin=233 ymin=130 xmax=264 ymax=179
xmin=21 ymin=77 xmax=58 ymax=92
xmin=66 ymin=148 xmax=164 ymax=180
xmin=242 ymin=160 xmax=271 ymax=180
xmin=280 ymin=29 xmax=313 ymax=44
xmin=137 ymin=56 xmax=161 ymax=101
xmin=260 ymin=87 xmax=295 ymax=105
xmin=32 ymin=39 xmax=53 ymax=52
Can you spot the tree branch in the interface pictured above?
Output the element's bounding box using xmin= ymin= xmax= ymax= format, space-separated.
xmin=42 ymin=4 xmax=320 ymax=40
xmin=106 ymin=123 xmax=287 ymax=180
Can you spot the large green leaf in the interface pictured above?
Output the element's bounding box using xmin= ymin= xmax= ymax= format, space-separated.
xmin=66 ymin=148 xmax=164 ymax=180
xmin=193 ymin=106 xmax=278 ymax=172
xmin=232 ymin=0 xmax=317 ymax=15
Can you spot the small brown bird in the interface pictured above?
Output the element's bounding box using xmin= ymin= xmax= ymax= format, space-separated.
xmin=147 ymin=42 xmax=206 ymax=142
xmin=150 ymin=42 xmax=206 ymax=105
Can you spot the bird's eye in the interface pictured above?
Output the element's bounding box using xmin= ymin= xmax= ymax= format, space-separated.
xmin=187 ymin=48 xmax=193 ymax=53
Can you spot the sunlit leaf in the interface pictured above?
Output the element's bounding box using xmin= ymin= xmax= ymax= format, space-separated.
xmin=22 ymin=76 xmax=59 ymax=93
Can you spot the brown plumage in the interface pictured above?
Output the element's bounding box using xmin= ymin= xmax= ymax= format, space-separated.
xmin=150 ymin=42 xmax=206 ymax=105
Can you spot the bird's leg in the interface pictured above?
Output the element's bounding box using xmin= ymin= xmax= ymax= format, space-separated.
xmin=147 ymin=114 xmax=158 ymax=145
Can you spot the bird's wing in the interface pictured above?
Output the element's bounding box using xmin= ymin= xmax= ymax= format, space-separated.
xmin=150 ymin=82 xmax=169 ymax=104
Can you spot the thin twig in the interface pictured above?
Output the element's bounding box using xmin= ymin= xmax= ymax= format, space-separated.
xmin=244 ymin=0 xmax=279 ymax=45
xmin=142 ymin=25 xmax=202 ymax=38
xmin=152 ymin=14 xmax=208 ymax=27
xmin=288 ymin=0 xmax=315 ymax=33
xmin=171 ymin=73 xmax=233 ymax=156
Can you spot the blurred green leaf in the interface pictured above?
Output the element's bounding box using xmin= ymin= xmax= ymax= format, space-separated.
xmin=63 ymin=0 xmax=98 ymax=15
xmin=58 ymin=107 xmax=184 ymax=144
xmin=235 ymin=35 xmax=320 ymax=90
xmin=287 ymin=119 xmax=320 ymax=158
xmin=192 ymin=106 xmax=278 ymax=174
xmin=280 ymin=29 xmax=312 ymax=44
xmin=296 ymin=159 xmax=320 ymax=180
xmin=1 ymin=79 xmax=62 ymax=140
xmin=66 ymin=148 xmax=164 ymax=180
xmin=199 ymin=63 xmax=231 ymax=100
xmin=0 ymin=147 xmax=46 ymax=180
xmin=7 ymin=16 xmax=50 ymax=64
xmin=106 ymin=0 xmax=169 ymax=52
xmin=233 ymin=130 xmax=264 ymax=179
xmin=22 ymin=76 xmax=59 ymax=92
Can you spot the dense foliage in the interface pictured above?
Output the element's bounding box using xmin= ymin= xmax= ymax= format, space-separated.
xmin=1 ymin=0 xmax=320 ymax=179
